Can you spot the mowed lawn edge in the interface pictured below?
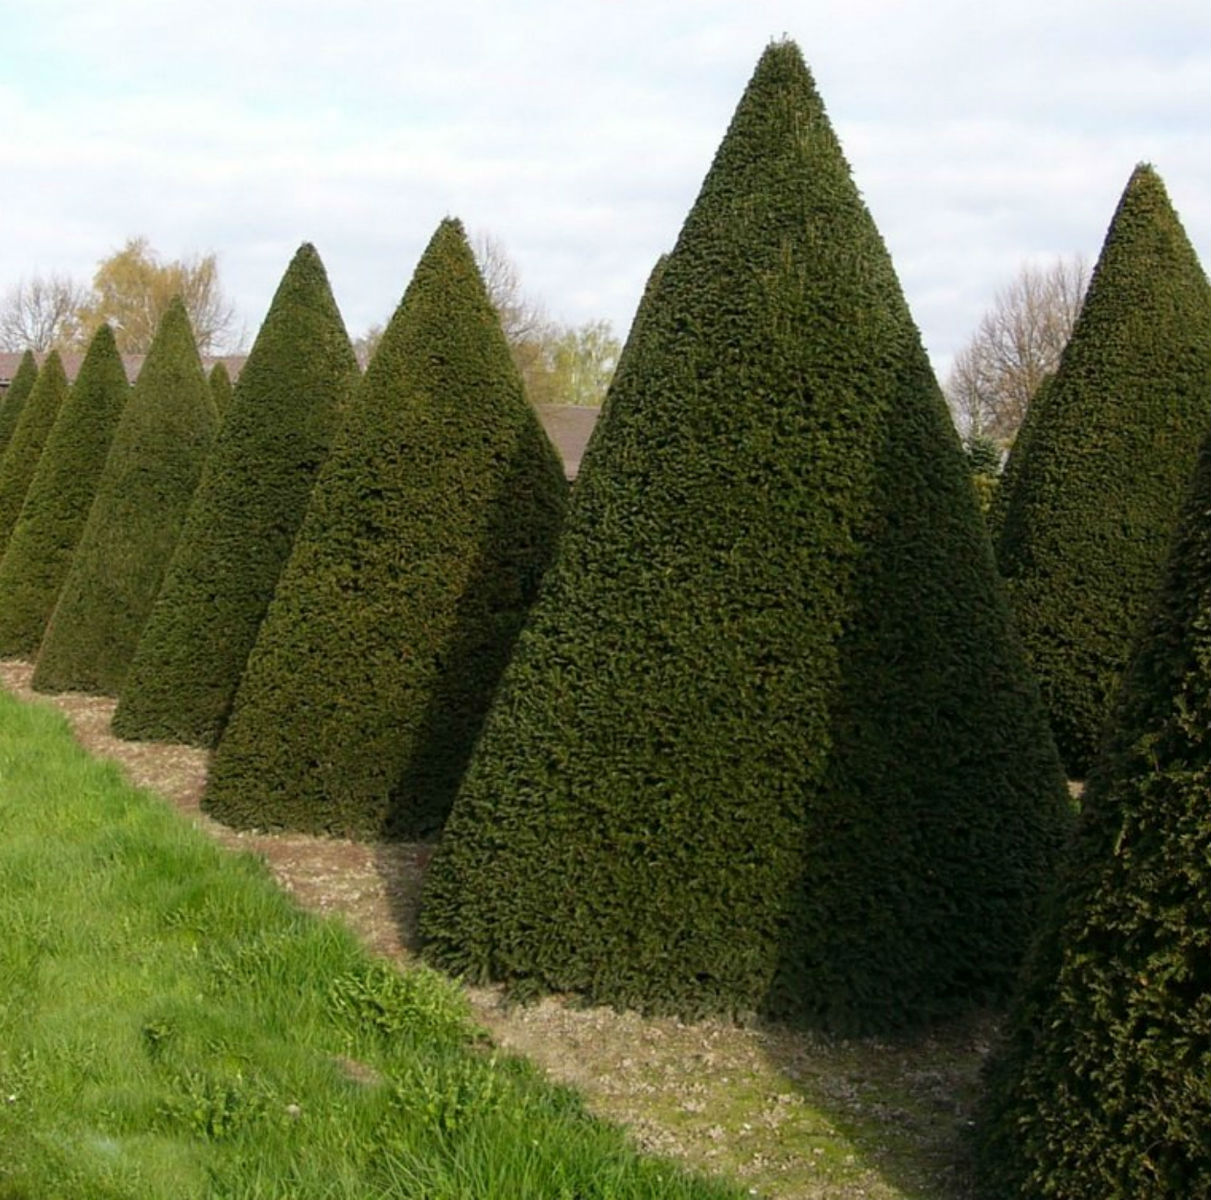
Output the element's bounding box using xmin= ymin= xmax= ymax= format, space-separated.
xmin=0 ymin=688 xmax=744 ymax=1200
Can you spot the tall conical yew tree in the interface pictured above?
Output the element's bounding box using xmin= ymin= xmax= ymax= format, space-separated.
xmin=0 ymin=351 xmax=70 ymax=553
xmin=0 ymin=327 xmax=129 ymax=656
xmin=33 ymin=300 xmax=217 ymax=695
xmin=996 ymin=165 xmax=1211 ymax=776
xmin=419 ymin=40 xmax=1071 ymax=1033
xmin=113 ymin=244 xmax=359 ymax=746
xmin=208 ymin=360 xmax=234 ymax=418
xmin=203 ymin=218 xmax=567 ymax=839
xmin=976 ymin=425 xmax=1211 ymax=1199
xmin=0 ymin=351 xmax=38 ymax=457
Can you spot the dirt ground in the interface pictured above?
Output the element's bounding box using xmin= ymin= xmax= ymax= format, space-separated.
xmin=1 ymin=658 xmax=987 ymax=1200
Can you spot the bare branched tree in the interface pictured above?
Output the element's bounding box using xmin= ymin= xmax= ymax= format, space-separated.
xmin=352 ymin=323 xmax=383 ymax=371
xmin=2 ymin=239 xmax=243 ymax=357
xmin=471 ymin=231 xmax=551 ymax=348
xmin=947 ymin=255 xmax=1089 ymax=444
xmin=467 ymin=230 xmax=621 ymax=406
xmin=0 ymin=274 xmax=88 ymax=351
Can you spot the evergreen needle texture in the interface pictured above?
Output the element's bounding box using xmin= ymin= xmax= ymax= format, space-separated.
xmin=208 ymin=359 xmax=234 ymax=417
xmin=204 ymin=219 xmax=567 ymax=839
xmin=113 ymin=245 xmax=359 ymax=747
xmin=986 ymin=373 xmax=1054 ymax=547
xmin=0 ymin=327 xmax=129 ymax=655
xmin=420 ymin=41 xmax=1070 ymax=1033
xmin=0 ymin=349 xmax=38 ymax=457
xmin=976 ymin=426 xmax=1211 ymax=1199
xmin=996 ymin=165 xmax=1211 ymax=776
xmin=0 ymin=350 xmax=70 ymax=553
xmin=33 ymin=300 xmax=217 ymax=696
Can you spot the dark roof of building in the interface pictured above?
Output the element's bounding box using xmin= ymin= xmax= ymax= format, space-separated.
xmin=533 ymin=404 xmax=599 ymax=480
xmin=0 ymin=350 xmax=246 ymax=387
xmin=0 ymin=352 xmax=599 ymax=480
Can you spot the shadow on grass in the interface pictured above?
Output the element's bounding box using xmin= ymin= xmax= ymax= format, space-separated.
xmin=369 ymin=830 xmax=991 ymax=1200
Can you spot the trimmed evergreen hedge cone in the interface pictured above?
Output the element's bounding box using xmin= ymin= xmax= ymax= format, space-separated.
xmin=0 ymin=327 xmax=129 ymax=656
xmin=0 ymin=350 xmax=70 ymax=554
xmin=0 ymin=350 xmax=38 ymax=458
xmin=986 ymin=372 xmax=1054 ymax=547
xmin=202 ymin=218 xmax=567 ymax=839
xmin=208 ymin=360 xmax=233 ymax=418
xmin=996 ymin=164 xmax=1211 ymax=776
xmin=975 ymin=424 xmax=1211 ymax=1199
xmin=113 ymin=244 xmax=359 ymax=746
xmin=419 ymin=40 xmax=1071 ymax=1033
xmin=33 ymin=299 xmax=218 ymax=695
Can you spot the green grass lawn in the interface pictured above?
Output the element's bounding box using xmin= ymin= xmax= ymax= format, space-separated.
xmin=0 ymin=689 xmax=744 ymax=1200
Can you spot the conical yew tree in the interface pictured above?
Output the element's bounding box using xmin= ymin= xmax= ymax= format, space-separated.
xmin=113 ymin=244 xmax=359 ymax=746
xmin=986 ymin=373 xmax=1054 ymax=547
xmin=208 ymin=360 xmax=234 ymax=417
xmin=976 ymin=425 xmax=1211 ymax=1199
xmin=996 ymin=165 xmax=1211 ymax=776
xmin=33 ymin=300 xmax=217 ymax=695
xmin=203 ymin=219 xmax=567 ymax=839
xmin=0 ymin=351 xmax=70 ymax=553
xmin=420 ymin=40 xmax=1070 ymax=1033
xmin=0 ymin=351 xmax=38 ymax=457
xmin=0 ymin=327 xmax=129 ymax=656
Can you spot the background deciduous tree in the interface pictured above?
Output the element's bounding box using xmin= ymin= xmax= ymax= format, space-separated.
xmin=352 ymin=323 xmax=383 ymax=370
xmin=75 ymin=237 xmax=242 ymax=354
xmin=0 ymin=274 xmax=87 ymax=351
xmin=947 ymin=255 xmax=1089 ymax=444
xmin=472 ymin=232 xmax=619 ymax=407
xmin=549 ymin=319 xmax=620 ymax=407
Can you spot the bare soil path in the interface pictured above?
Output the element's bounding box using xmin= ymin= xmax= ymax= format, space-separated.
xmin=1 ymin=658 xmax=986 ymax=1199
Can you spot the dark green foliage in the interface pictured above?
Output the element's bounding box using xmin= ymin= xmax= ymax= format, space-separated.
xmin=571 ymin=253 xmax=668 ymax=489
xmin=976 ymin=427 xmax=1211 ymax=1198
xmin=203 ymin=219 xmax=567 ymax=839
xmin=420 ymin=41 xmax=1070 ymax=1033
xmin=996 ymin=165 xmax=1211 ymax=776
xmin=208 ymin=360 xmax=233 ymax=417
xmin=112 ymin=245 xmax=359 ymax=747
xmin=0 ymin=351 xmax=70 ymax=553
xmin=986 ymin=373 xmax=1053 ymax=546
xmin=33 ymin=300 xmax=217 ymax=696
xmin=963 ymin=434 xmax=1001 ymax=477
xmin=0 ymin=327 xmax=129 ymax=656
xmin=0 ymin=350 xmax=38 ymax=457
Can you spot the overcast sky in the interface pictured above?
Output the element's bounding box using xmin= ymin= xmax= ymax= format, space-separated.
xmin=4 ymin=0 xmax=1208 ymax=378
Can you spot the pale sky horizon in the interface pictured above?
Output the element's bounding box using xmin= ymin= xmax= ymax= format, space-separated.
xmin=4 ymin=0 xmax=1209 ymax=382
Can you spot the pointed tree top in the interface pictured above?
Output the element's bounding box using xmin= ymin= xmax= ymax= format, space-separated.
xmin=136 ymin=295 xmax=210 ymax=406
xmin=87 ymin=322 xmax=119 ymax=358
xmin=242 ymin=241 xmax=346 ymax=358
xmin=0 ymin=350 xmax=41 ymax=456
xmin=365 ymin=216 xmax=496 ymax=387
xmin=33 ymin=348 xmax=69 ymax=391
xmin=1126 ymin=160 xmax=1160 ymax=190
xmin=279 ymin=241 xmax=326 ymax=285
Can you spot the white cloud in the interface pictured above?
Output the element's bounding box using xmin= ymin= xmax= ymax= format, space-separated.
xmin=3 ymin=0 xmax=1208 ymax=374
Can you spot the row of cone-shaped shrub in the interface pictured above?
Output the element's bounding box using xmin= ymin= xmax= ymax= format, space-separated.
xmin=0 ymin=46 xmax=1205 ymax=1188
